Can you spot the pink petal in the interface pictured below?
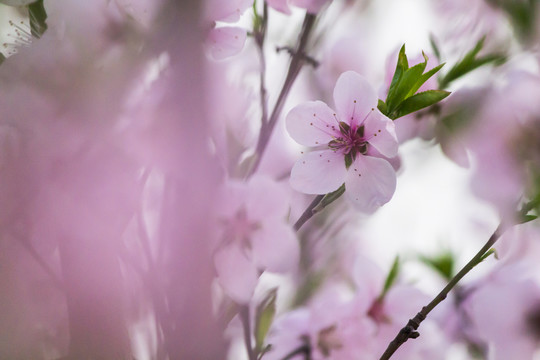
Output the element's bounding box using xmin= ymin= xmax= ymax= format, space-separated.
xmin=245 ymin=176 xmax=289 ymax=221
xmin=364 ymin=111 xmax=398 ymax=158
xmin=252 ymin=221 xmax=299 ymax=272
xmin=206 ymin=0 xmax=253 ymax=22
xmin=216 ymin=180 xmax=248 ymax=219
xmin=208 ymin=27 xmax=247 ymax=60
xmin=214 ymin=243 xmax=259 ymax=304
xmin=286 ymin=100 xmax=340 ymax=147
xmin=333 ymin=71 xmax=377 ymax=129
xmin=344 ymin=155 xmax=396 ymax=212
xmin=290 ymin=150 xmax=347 ymax=194
xmin=265 ymin=0 xmax=292 ymax=14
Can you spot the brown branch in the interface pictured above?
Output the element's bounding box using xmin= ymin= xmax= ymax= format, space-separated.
xmin=379 ymin=224 xmax=503 ymax=360
xmin=247 ymin=13 xmax=317 ymax=177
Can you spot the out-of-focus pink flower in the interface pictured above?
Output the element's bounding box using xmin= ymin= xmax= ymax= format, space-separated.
xmin=205 ymin=0 xmax=252 ymax=60
xmin=214 ymin=176 xmax=299 ymax=303
xmin=431 ymin=0 xmax=510 ymax=55
xmin=266 ymin=0 xmax=331 ymax=15
xmin=286 ymin=71 xmax=398 ymax=212
xmin=464 ymin=71 xmax=540 ymax=220
xmin=265 ymin=255 xmax=447 ymax=359
xmin=466 ymin=265 xmax=540 ymax=360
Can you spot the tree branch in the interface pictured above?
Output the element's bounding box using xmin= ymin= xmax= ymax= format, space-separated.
xmin=379 ymin=224 xmax=503 ymax=360
xmin=247 ymin=13 xmax=317 ymax=177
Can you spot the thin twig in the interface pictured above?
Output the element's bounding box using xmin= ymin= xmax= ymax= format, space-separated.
xmin=379 ymin=224 xmax=503 ymax=360
xmin=247 ymin=13 xmax=317 ymax=177
xmin=282 ymin=344 xmax=311 ymax=360
xmin=294 ymin=195 xmax=324 ymax=232
xmin=255 ymin=3 xmax=269 ymax=126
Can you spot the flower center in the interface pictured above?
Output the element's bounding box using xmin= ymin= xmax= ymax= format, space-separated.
xmin=328 ymin=123 xmax=368 ymax=156
xmin=221 ymin=207 xmax=260 ymax=250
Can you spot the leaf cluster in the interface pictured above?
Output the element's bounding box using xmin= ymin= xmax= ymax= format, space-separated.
xmin=378 ymin=45 xmax=450 ymax=120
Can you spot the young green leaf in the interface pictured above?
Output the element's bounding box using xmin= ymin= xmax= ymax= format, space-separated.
xmin=438 ymin=37 xmax=505 ymax=89
xmin=429 ymin=34 xmax=441 ymax=61
xmin=386 ymin=61 xmax=427 ymax=115
xmin=419 ymin=251 xmax=455 ymax=281
xmin=254 ymin=288 xmax=278 ymax=353
xmin=395 ymin=90 xmax=450 ymax=119
xmin=379 ymin=256 xmax=400 ymax=300
xmin=28 ymin=0 xmax=47 ymax=39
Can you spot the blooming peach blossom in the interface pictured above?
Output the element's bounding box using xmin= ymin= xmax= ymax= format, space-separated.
xmin=286 ymin=71 xmax=398 ymax=212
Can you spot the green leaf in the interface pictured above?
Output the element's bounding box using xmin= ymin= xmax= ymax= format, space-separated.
xmin=312 ymin=184 xmax=345 ymax=214
xmin=395 ymin=90 xmax=450 ymax=119
xmin=520 ymin=214 xmax=538 ymax=224
xmin=386 ymin=60 xmax=427 ymax=115
xmin=438 ymin=37 xmax=505 ymax=89
xmin=0 ymin=53 xmax=5 ymax=65
xmin=379 ymin=256 xmax=400 ymax=300
xmin=419 ymin=251 xmax=455 ymax=281
xmin=254 ymin=288 xmax=278 ymax=353
xmin=429 ymin=34 xmax=441 ymax=61
xmin=408 ymin=62 xmax=446 ymax=96
xmin=377 ymin=99 xmax=387 ymax=115
xmin=28 ymin=0 xmax=47 ymax=39
xmin=385 ymin=45 xmax=408 ymax=111
xmin=479 ymin=248 xmax=496 ymax=263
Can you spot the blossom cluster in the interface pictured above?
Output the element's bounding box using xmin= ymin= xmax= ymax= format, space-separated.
xmin=1 ymin=1 xmax=540 ymax=360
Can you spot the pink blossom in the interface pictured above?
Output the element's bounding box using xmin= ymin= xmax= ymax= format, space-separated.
xmin=286 ymin=71 xmax=398 ymax=212
xmin=265 ymin=255 xmax=446 ymax=359
xmin=214 ymin=176 xmax=299 ymax=303
xmin=205 ymin=0 xmax=252 ymax=60
xmin=466 ymin=266 xmax=540 ymax=360
xmin=465 ymin=71 xmax=540 ymax=219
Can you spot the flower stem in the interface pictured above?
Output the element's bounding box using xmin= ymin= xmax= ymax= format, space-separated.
xmin=294 ymin=195 xmax=324 ymax=231
xmin=281 ymin=344 xmax=311 ymax=360
xmin=255 ymin=2 xmax=269 ymax=126
xmin=247 ymin=13 xmax=317 ymax=177
xmin=240 ymin=305 xmax=257 ymax=360
xmin=378 ymin=224 xmax=503 ymax=360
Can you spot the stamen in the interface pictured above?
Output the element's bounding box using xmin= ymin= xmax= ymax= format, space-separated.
xmin=309 ymin=112 xmax=341 ymax=139
xmin=359 ymin=107 xmax=375 ymax=126
xmin=2 ymin=20 xmax=32 ymax=57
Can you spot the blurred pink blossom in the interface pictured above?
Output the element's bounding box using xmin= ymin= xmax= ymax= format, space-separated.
xmin=214 ymin=176 xmax=299 ymax=303
xmin=205 ymin=0 xmax=252 ymax=60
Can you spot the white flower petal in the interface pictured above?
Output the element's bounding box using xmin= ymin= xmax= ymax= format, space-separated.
xmin=252 ymin=221 xmax=299 ymax=273
xmin=214 ymin=243 xmax=259 ymax=304
xmin=286 ymin=100 xmax=340 ymax=147
xmin=364 ymin=111 xmax=398 ymax=158
xmin=333 ymin=71 xmax=377 ymax=129
xmin=344 ymin=155 xmax=396 ymax=212
xmin=208 ymin=27 xmax=247 ymax=60
xmin=290 ymin=150 xmax=347 ymax=194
